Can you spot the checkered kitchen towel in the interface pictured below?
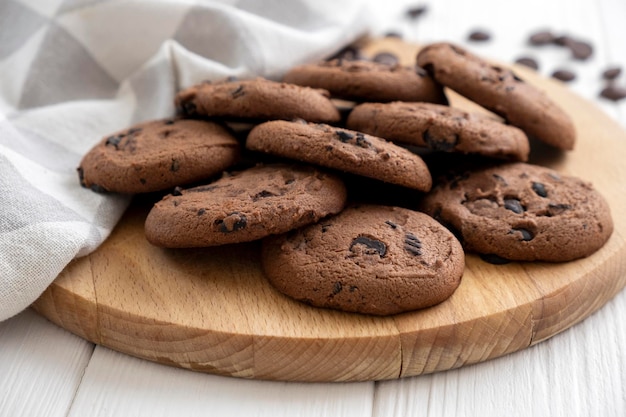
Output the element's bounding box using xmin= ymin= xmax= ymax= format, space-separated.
xmin=0 ymin=0 xmax=406 ymax=321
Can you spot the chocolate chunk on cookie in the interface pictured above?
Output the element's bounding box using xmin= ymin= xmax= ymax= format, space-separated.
xmin=347 ymin=101 xmax=530 ymax=161
xmin=145 ymin=164 xmax=347 ymax=247
xmin=282 ymin=59 xmax=447 ymax=104
xmin=419 ymin=162 xmax=613 ymax=262
xmin=78 ymin=118 xmax=240 ymax=194
xmin=246 ymin=120 xmax=432 ymax=192
xmin=261 ymin=204 xmax=464 ymax=315
xmin=175 ymin=78 xmax=340 ymax=123
xmin=416 ymin=42 xmax=576 ymax=150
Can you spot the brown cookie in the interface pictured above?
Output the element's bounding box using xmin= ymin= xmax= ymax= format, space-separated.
xmin=78 ymin=118 xmax=240 ymax=194
xmin=145 ymin=164 xmax=347 ymax=248
xmin=175 ymin=78 xmax=340 ymax=123
xmin=261 ymin=204 xmax=465 ymax=315
xmin=282 ymin=59 xmax=447 ymax=104
xmin=416 ymin=42 xmax=576 ymax=150
xmin=346 ymin=101 xmax=530 ymax=161
xmin=245 ymin=120 xmax=432 ymax=192
xmin=419 ymin=162 xmax=613 ymax=262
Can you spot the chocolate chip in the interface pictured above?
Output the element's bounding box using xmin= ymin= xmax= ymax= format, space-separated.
xmin=531 ymin=182 xmax=548 ymax=197
xmin=350 ymin=236 xmax=387 ymax=257
xmin=545 ymin=203 xmax=572 ymax=216
xmin=127 ymin=127 xmax=142 ymax=135
xmin=321 ymin=224 xmax=331 ymax=233
xmin=422 ymin=129 xmax=458 ymax=151
xmin=77 ymin=167 xmax=85 ymax=183
xmin=170 ymin=159 xmax=180 ymax=172
xmin=385 ymin=220 xmax=398 ymax=229
xmin=551 ymin=69 xmax=576 ymax=82
xmin=328 ymin=45 xmax=362 ymax=61
xmin=105 ymin=135 xmax=123 ymax=149
xmin=600 ymin=85 xmax=626 ymax=101
xmin=511 ymin=228 xmax=534 ymax=241
xmin=373 ymin=52 xmax=399 ymax=66
xmin=90 ymin=183 xmax=107 ymax=193
xmin=468 ymin=30 xmax=491 ymax=42
xmin=355 ymin=132 xmax=371 ymax=148
xmin=231 ymin=85 xmax=245 ymax=98
xmin=528 ymin=30 xmax=555 ymax=45
xmin=515 ymin=56 xmax=539 ymax=70
xmin=180 ymin=100 xmax=197 ymax=115
xmin=164 ymin=119 xmax=176 ymax=125
xmin=404 ymin=232 xmax=422 ymax=256
xmin=415 ymin=66 xmax=428 ymax=77
xmin=216 ymin=212 xmax=247 ymax=233
xmin=332 ymin=282 xmax=343 ymax=295
xmin=384 ymin=31 xmax=403 ymax=39
xmin=252 ymin=190 xmax=277 ymax=200
xmin=139 ymin=178 xmax=146 ymax=185
xmin=172 ymin=186 xmax=183 ymax=196
xmin=504 ymin=198 xmax=524 ymax=214
xmin=406 ymin=4 xmax=428 ymax=19
xmin=336 ymin=130 xmax=354 ymax=142
xmin=197 ymin=208 xmax=206 ymax=216
xmin=480 ymin=253 xmax=511 ymax=265
xmin=602 ymin=66 xmax=622 ymax=80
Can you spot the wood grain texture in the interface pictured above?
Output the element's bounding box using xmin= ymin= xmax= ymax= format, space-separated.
xmin=32 ymin=37 xmax=626 ymax=382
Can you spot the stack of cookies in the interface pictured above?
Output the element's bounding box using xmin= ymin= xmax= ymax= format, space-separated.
xmin=78 ymin=42 xmax=613 ymax=316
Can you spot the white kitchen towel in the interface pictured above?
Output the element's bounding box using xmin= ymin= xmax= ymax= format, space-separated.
xmin=0 ymin=0 xmax=411 ymax=321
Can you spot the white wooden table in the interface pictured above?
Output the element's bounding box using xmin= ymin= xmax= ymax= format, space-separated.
xmin=2 ymin=1 xmax=626 ymax=415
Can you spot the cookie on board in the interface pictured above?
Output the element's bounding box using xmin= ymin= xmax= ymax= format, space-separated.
xmin=145 ymin=164 xmax=347 ymax=247
xmin=283 ymin=59 xmax=447 ymax=104
xmin=419 ymin=162 xmax=613 ymax=262
xmin=416 ymin=42 xmax=576 ymax=150
xmin=175 ymin=78 xmax=341 ymax=123
xmin=245 ymin=120 xmax=432 ymax=192
xmin=78 ymin=118 xmax=240 ymax=194
xmin=347 ymin=101 xmax=530 ymax=161
xmin=261 ymin=204 xmax=465 ymax=315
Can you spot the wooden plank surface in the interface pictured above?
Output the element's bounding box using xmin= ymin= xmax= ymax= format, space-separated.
xmin=31 ymin=36 xmax=626 ymax=382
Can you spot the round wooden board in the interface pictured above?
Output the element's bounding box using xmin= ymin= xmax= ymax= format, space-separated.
xmin=32 ymin=38 xmax=626 ymax=382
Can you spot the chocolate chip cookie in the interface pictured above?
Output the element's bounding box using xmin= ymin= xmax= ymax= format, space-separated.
xmin=346 ymin=101 xmax=530 ymax=161
xmin=416 ymin=42 xmax=576 ymax=150
xmin=282 ymin=59 xmax=447 ymax=104
xmin=145 ymin=164 xmax=347 ymax=247
xmin=78 ymin=118 xmax=240 ymax=194
xmin=245 ymin=120 xmax=432 ymax=192
xmin=419 ymin=162 xmax=613 ymax=262
xmin=175 ymin=77 xmax=341 ymax=123
xmin=261 ymin=204 xmax=465 ymax=315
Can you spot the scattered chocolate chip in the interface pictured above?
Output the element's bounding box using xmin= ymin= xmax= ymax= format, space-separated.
xmin=468 ymin=30 xmax=491 ymax=42
xmin=568 ymin=39 xmax=593 ymax=60
xmin=602 ymin=66 xmax=622 ymax=80
xmin=553 ymin=34 xmax=573 ymax=46
xmin=90 ymin=183 xmax=107 ymax=193
xmin=231 ymin=85 xmax=245 ymax=98
xmin=350 ymin=236 xmax=387 ymax=257
xmin=415 ymin=66 xmax=428 ymax=77
xmin=332 ymin=282 xmax=343 ymax=295
xmin=492 ymin=173 xmax=508 ymax=186
xmin=600 ymin=85 xmax=626 ymax=101
xmin=406 ymin=4 xmax=428 ymax=19
xmin=514 ymin=56 xmax=539 ymax=70
xmin=404 ymin=232 xmax=422 ymax=256
xmin=164 ymin=119 xmax=176 ymax=125
xmin=216 ymin=212 xmax=247 ymax=233
xmin=504 ymin=198 xmax=524 ymax=214
xmin=197 ymin=208 xmax=206 ymax=216
xmin=127 ymin=127 xmax=142 ymax=135
xmin=531 ymin=182 xmax=548 ymax=197
xmin=139 ymin=178 xmax=147 ymax=185
xmin=551 ymin=69 xmax=576 ymax=82
xmin=384 ymin=31 xmax=403 ymax=39
xmin=512 ymin=228 xmax=534 ymax=241
xmin=545 ymin=203 xmax=572 ymax=216
xmin=328 ymin=45 xmax=362 ymax=61
xmin=77 ymin=167 xmax=85 ymax=183
xmin=528 ymin=30 xmax=555 ymax=45
xmin=172 ymin=186 xmax=183 ymax=196
xmin=480 ymin=253 xmax=511 ymax=265
xmin=355 ymin=132 xmax=371 ymax=148
xmin=422 ymin=129 xmax=458 ymax=151
xmin=180 ymin=100 xmax=197 ymax=115
xmin=170 ymin=159 xmax=180 ymax=172
xmin=373 ymin=51 xmax=399 ymax=66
